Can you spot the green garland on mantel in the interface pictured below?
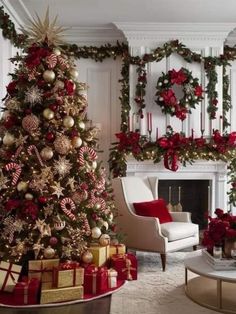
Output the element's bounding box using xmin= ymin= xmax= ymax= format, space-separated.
xmin=1 ymin=5 xmax=236 ymax=206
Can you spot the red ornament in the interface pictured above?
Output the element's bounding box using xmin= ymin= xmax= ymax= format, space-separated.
xmin=49 ymin=237 xmax=58 ymax=246
xmin=45 ymin=132 xmax=55 ymax=142
xmin=49 ymin=103 xmax=58 ymax=112
xmin=70 ymin=129 xmax=78 ymax=138
xmin=25 ymin=108 xmax=32 ymax=115
xmin=38 ymin=196 xmax=47 ymax=204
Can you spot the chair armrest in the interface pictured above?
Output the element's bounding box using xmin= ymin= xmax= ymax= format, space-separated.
xmin=170 ymin=212 xmax=192 ymax=222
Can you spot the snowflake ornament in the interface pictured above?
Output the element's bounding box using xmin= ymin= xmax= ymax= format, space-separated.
xmin=25 ymin=86 xmax=43 ymax=106
xmin=54 ymin=156 xmax=72 ymax=178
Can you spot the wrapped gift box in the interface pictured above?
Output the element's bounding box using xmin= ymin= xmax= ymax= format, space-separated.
xmin=111 ymin=253 xmax=137 ymax=281
xmin=14 ymin=277 xmax=40 ymax=305
xmin=84 ymin=265 xmax=108 ymax=295
xmin=109 ymin=244 xmax=126 ymax=257
xmin=88 ymin=245 xmax=110 ymax=267
xmin=40 ymin=285 xmax=84 ymax=304
xmin=108 ymin=268 xmax=117 ymax=288
xmin=0 ymin=261 xmax=22 ymax=292
xmin=28 ymin=259 xmax=59 ymax=289
xmin=53 ymin=262 xmax=84 ymax=288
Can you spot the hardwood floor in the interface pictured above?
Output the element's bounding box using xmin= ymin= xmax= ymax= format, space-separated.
xmin=0 ymin=296 xmax=111 ymax=314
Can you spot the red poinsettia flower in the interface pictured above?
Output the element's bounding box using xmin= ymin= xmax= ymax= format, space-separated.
xmin=195 ymin=137 xmax=206 ymax=147
xmin=170 ymin=69 xmax=187 ymax=85
xmin=5 ymin=199 xmax=21 ymax=212
xmin=3 ymin=115 xmax=18 ymax=129
xmin=6 ymin=81 xmax=18 ymax=95
xmin=64 ymin=80 xmax=75 ymax=95
xmin=25 ymin=46 xmax=50 ymax=68
xmin=228 ymin=132 xmax=236 ymax=146
xmin=175 ymin=108 xmax=187 ymax=121
xmin=160 ymin=89 xmax=177 ymax=106
xmin=194 ymin=85 xmax=203 ymax=97
xmin=22 ymin=200 xmax=39 ymax=220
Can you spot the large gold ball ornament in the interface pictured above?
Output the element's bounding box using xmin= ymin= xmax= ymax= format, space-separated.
xmin=44 ymin=246 xmax=55 ymax=259
xmin=71 ymin=136 xmax=82 ymax=148
xmin=3 ymin=133 xmax=15 ymax=146
xmin=77 ymin=121 xmax=85 ymax=130
xmin=22 ymin=114 xmax=39 ymax=133
xmin=40 ymin=147 xmax=54 ymax=160
xmin=91 ymin=227 xmax=102 ymax=239
xmin=81 ymin=251 xmax=93 ymax=264
xmin=54 ymin=135 xmax=71 ymax=155
xmin=17 ymin=181 xmax=28 ymax=192
xmin=43 ymin=108 xmax=55 ymax=120
xmin=99 ymin=234 xmax=110 ymax=246
xmin=43 ymin=70 xmax=56 ymax=82
xmin=53 ymin=48 xmax=61 ymax=56
xmin=70 ymin=68 xmax=79 ymax=80
xmin=63 ymin=116 xmax=75 ymax=128
xmin=25 ymin=193 xmax=34 ymax=200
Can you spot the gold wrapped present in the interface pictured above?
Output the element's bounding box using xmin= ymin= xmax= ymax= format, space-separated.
xmin=53 ymin=262 xmax=84 ymax=288
xmin=88 ymin=245 xmax=110 ymax=267
xmin=0 ymin=261 xmax=22 ymax=292
xmin=109 ymin=244 xmax=126 ymax=257
xmin=28 ymin=259 xmax=59 ymax=289
xmin=40 ymin=285 xmax=84 ymax=304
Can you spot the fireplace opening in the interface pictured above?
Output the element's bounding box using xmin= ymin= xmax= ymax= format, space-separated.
xmin=158 ymin=180 xmax=210 ymax=230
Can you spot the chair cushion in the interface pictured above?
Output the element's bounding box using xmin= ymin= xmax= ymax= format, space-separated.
xmin=133 ymin=199 xmax=173 ymax=224
xmin=161 ymin=222 xmax=198 ymax=241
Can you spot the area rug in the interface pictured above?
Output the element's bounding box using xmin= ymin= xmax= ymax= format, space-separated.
xmin=110 ymin=251 xmax=218 ymax=314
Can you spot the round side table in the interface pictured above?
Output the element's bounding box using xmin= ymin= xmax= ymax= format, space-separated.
xmin=184 ymin=250 xmax=236 ymax=314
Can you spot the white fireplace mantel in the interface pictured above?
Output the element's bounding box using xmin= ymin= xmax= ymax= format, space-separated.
xmin=126 ymin=158 xmax=228 ymax=215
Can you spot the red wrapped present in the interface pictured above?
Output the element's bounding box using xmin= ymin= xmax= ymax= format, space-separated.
xmin=0 ymin=261 xmax=22 ymax=292
xmin=111 ymin=253 xmax=137 ymax=281
xmin=84 ymin=265 xmax=108 ymax=295
xmin=53 ymin=261 xmax=84 ymax=288
xmin=14 ymin=277 xmax=40 ymax=305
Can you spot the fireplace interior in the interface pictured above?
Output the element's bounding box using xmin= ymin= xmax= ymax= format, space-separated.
xmin=158 ymin=180 xmax=210 ymax=230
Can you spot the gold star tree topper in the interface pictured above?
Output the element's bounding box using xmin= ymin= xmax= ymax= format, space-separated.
xmin=20 ymin=7 xmax=68 ymax=45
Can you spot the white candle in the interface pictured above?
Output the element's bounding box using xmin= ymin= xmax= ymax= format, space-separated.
xmin=156 ymin=127 xmax=159 ymax=140
xmin=147 ymin=112 xmax=152 ymax=132
xmin=140 ymin=116 xmax=146 ymax=135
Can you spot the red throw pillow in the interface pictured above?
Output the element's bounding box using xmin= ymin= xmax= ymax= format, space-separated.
xmin=133 ymin=199 xmax=173 ymax=224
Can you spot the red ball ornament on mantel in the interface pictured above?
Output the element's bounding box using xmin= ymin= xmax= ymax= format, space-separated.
xmin=49 ymin=236 xmax=58 ymax=246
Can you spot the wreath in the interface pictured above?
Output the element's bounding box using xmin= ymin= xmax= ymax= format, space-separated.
xmin=155 ymin=67 xmax=203 ymax=120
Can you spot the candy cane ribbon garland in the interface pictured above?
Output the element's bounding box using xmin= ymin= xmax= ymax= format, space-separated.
xmin=5 ymin=162 xmax=22 ymax=186
xmin=60 ymin=197 xmax=76 ymax=221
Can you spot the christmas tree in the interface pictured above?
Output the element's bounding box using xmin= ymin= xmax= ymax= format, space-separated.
xmin=0 ymin=10 xmax=117 ymax=264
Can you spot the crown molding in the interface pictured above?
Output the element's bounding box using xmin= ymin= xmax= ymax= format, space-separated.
xmin=65 ymin=26 xmax=126 ymax=45
xmin=114 ymin=22 xmax=236 ymax=48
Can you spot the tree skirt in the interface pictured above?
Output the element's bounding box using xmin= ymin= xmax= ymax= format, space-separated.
xmin=0 ymin=280 xmax=125 ymax=308
xmin=110 ymin=251 xmax=218 ymax=314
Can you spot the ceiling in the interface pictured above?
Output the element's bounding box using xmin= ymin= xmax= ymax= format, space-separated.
xmin=7 ymin=0 xmax=236 ymax=28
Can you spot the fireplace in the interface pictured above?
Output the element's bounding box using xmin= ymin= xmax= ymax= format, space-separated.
xmin=126 ymin=158 xmax=228 ymax=226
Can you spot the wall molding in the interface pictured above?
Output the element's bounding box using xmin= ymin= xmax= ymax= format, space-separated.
xmin=114 ymin=22 xmax=236 ymax=48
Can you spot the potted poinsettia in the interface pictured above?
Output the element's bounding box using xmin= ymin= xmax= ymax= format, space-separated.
xmin=202 ymin=208 xmax=236 ymax=257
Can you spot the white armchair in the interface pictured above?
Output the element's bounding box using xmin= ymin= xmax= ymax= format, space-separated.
xmin=112 ymin=176 xmax=199 ymax=271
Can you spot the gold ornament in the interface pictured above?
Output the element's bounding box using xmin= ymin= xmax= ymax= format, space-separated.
xmin=17 ymin=181 xmax=28 ymax=192
xmin=54 ymin=135 xmax=71 ymax=155
xmin=91 ymin=226 xmax=102 ymax=239
xmin=63 ymin=116 xmax=75 ymax=128
xmin=43 ymin=70 xmax=55 ymax=82
xmin=40 ymin=147 xmax=54 ymax=160
xmin=53 ymin=48 xmax=61 ymax=56
xmin=43 ymin=108 xmax=55 ymax=120
xmin=44 ymin=246 xmax=55 ymax=259
xmin=71 ymin=136 xmax=82 ymax=148
xmin=99 ymin=234 xmax=110 ymax=246
xmin=25 ymin=193 xmax=34 ymax=200
xmin=77 ymin=121 xmax=85 ymax=130
xmin=81 ymin=251 xmax=93 ymax=264
xmin=3 ymin=133 xmax=15 ymax=146
xmin=70 ymin=68 xmax=79 ymax=80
